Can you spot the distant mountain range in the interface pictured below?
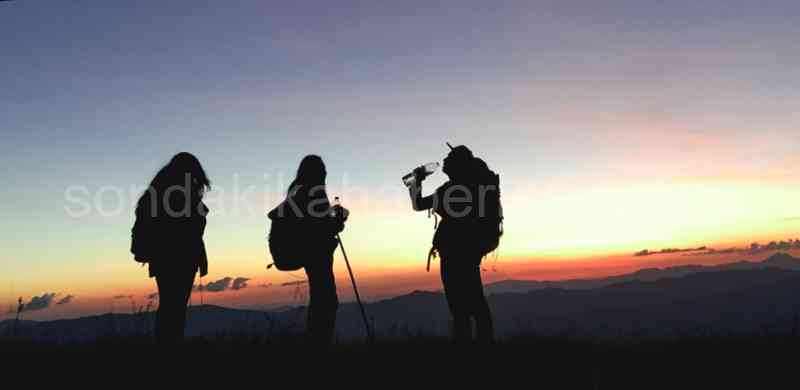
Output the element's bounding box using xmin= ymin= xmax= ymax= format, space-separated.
xmin=485 ymin=252 xmax=800 ymax=294
xmin=4 ymin=253 xmax=800 ymax=342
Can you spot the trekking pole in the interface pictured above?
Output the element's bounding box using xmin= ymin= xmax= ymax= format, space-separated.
xmin=336 ymin=233 xmax=374 ymax=343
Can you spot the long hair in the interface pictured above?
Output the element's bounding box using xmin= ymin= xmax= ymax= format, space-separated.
xmin=145 ymin=152 xmax=211 ymax=212
xmin=288 ymin=155 xmax=326 ymax=196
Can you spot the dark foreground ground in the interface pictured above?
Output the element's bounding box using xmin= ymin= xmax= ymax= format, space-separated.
xmin=4 ymin=333 xmax=799 ymax=388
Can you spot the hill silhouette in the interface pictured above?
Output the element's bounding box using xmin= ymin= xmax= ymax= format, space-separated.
xmin=485 ymin=251 xmax=800 ymax=294
xmin=5 ymin=253 xmax=800 ymax=342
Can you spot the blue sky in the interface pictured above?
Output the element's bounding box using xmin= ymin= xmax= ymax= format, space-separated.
xmin=2 ymin=1 xmax=800 ymax=317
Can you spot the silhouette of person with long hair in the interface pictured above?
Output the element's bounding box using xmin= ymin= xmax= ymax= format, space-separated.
xmin=408 ymin=145 xmax=497 ymax=343
xmin=131 ymin=152 xmax=211 ymax=345
xmin=269 ymin=155 xmax=345 ymax=346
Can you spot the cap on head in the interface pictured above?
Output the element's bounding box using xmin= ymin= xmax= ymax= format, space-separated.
xmin=442 ymin=144 xmax=474 ymax=178
xmin=447 ymin=144 xmax=473 ymax=161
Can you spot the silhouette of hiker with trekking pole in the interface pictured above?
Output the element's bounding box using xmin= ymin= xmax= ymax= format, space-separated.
xmin=405 ymin=143 xmax=503 ymax=343
xmin=267 ymin=155 xmax=372 ymax=346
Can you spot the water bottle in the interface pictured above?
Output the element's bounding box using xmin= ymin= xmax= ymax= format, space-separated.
xmin=329 ymin=196 xmax=349 ymax=220
xmin=329 ymin=196 xmax=341 ymax=217
xmin=402 ymin=162 xmax=439 ymax=187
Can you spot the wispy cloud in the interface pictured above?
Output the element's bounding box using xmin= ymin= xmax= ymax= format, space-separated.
xmin=637 ymin=237 xmax=800 ymax=258
xmin=23 ymin=293 xmax=57 ymax=312
xmin=635 ymin=247 xmax=707 ymax=257
xmin=199 ymin=277 xmax=232 ymax=292
xmin=232 ymin=277 xmax=250 ymax=290
xmin=684 ymin=239 xmax=800 ymax=257
xmin=194 ymin=276 xmax=251 ymax=293
xmin=56 ymin=295 xmax=74 ymax=305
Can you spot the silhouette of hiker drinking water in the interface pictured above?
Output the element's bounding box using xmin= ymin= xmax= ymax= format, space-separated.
xmin=131 ymin=152 xmax=211 ymax=345
xmin=407 ymin=144 xmax=503 ymax=343
xmin=268 ymin=155 xmax=347 ymax=346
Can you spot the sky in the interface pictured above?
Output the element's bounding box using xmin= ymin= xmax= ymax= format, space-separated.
xmin=2 ymin=0 xmax=800 ymax=319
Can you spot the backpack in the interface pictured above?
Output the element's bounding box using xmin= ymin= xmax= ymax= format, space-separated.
xmin=266 ymin=201 xmax=306 ymax=271
xmin=472 ymin=157 xmax=504 ymax=255
xmin=131 ymin=193 xmax=154 ymax=264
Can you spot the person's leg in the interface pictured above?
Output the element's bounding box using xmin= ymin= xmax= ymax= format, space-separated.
xmin=316 ymin=259 xmax=338 ymax=346
xmin=155 ymin=269 xmax=196 ymax=345
xmin=155 ymin=272 xmax=178 ymax=344
xmin=305 ymin=257 xmax=338 ymax=346
xmin=440 ymin=253 xmax=473 ymax=342
xmin=467 ymin=253 xmax=494 ymax=343
xmin=173 ymin=270 xmax=196 ymax=340
xmin=305 ymin=262 xmax=318 ymax=343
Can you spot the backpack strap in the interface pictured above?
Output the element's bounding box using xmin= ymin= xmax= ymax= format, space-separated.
xmin=426 ymin=247 xmax=438 ymax=272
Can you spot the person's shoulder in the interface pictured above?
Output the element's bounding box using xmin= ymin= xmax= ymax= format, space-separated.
xmin=135 ymin=189 xmax=152 ymax=207
xmin=269 ymin=198 xmax=293 ymax=219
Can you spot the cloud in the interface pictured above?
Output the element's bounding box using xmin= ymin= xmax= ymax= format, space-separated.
xmin=23 ymin=293 xmax=57 ymax=312
xmin=146 ymin=293 xmax=159 ymax=300
xmin=281 ymin=280 xmax=308 ymax=287
xmin=232 ymin=277 xmax=250 ymax=290
xmin=56 ymin=295 xmax=74 ymax=305
xmin=194 ymin=276 xmax=251 ymax=293
xmin=635 ymin=246 xmax=707 ymax=257
xmin=258 ymin=283 xmax=273 ymax=289
xmin=637 ymin=238 xmax=800 ymax=258
xmin=113 ymin=295 xmax=133 ymax=300
xmin=683 ymin=239 xmax=800 ymax=257
xmin=203 ymin=277 xmax=232 ymax=292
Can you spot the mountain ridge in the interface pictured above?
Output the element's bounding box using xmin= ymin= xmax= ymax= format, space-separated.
xmin=485 ymin=252 xmax=800 ymax=295
xmin=4 ymin=253 xmax=800 ymax=342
